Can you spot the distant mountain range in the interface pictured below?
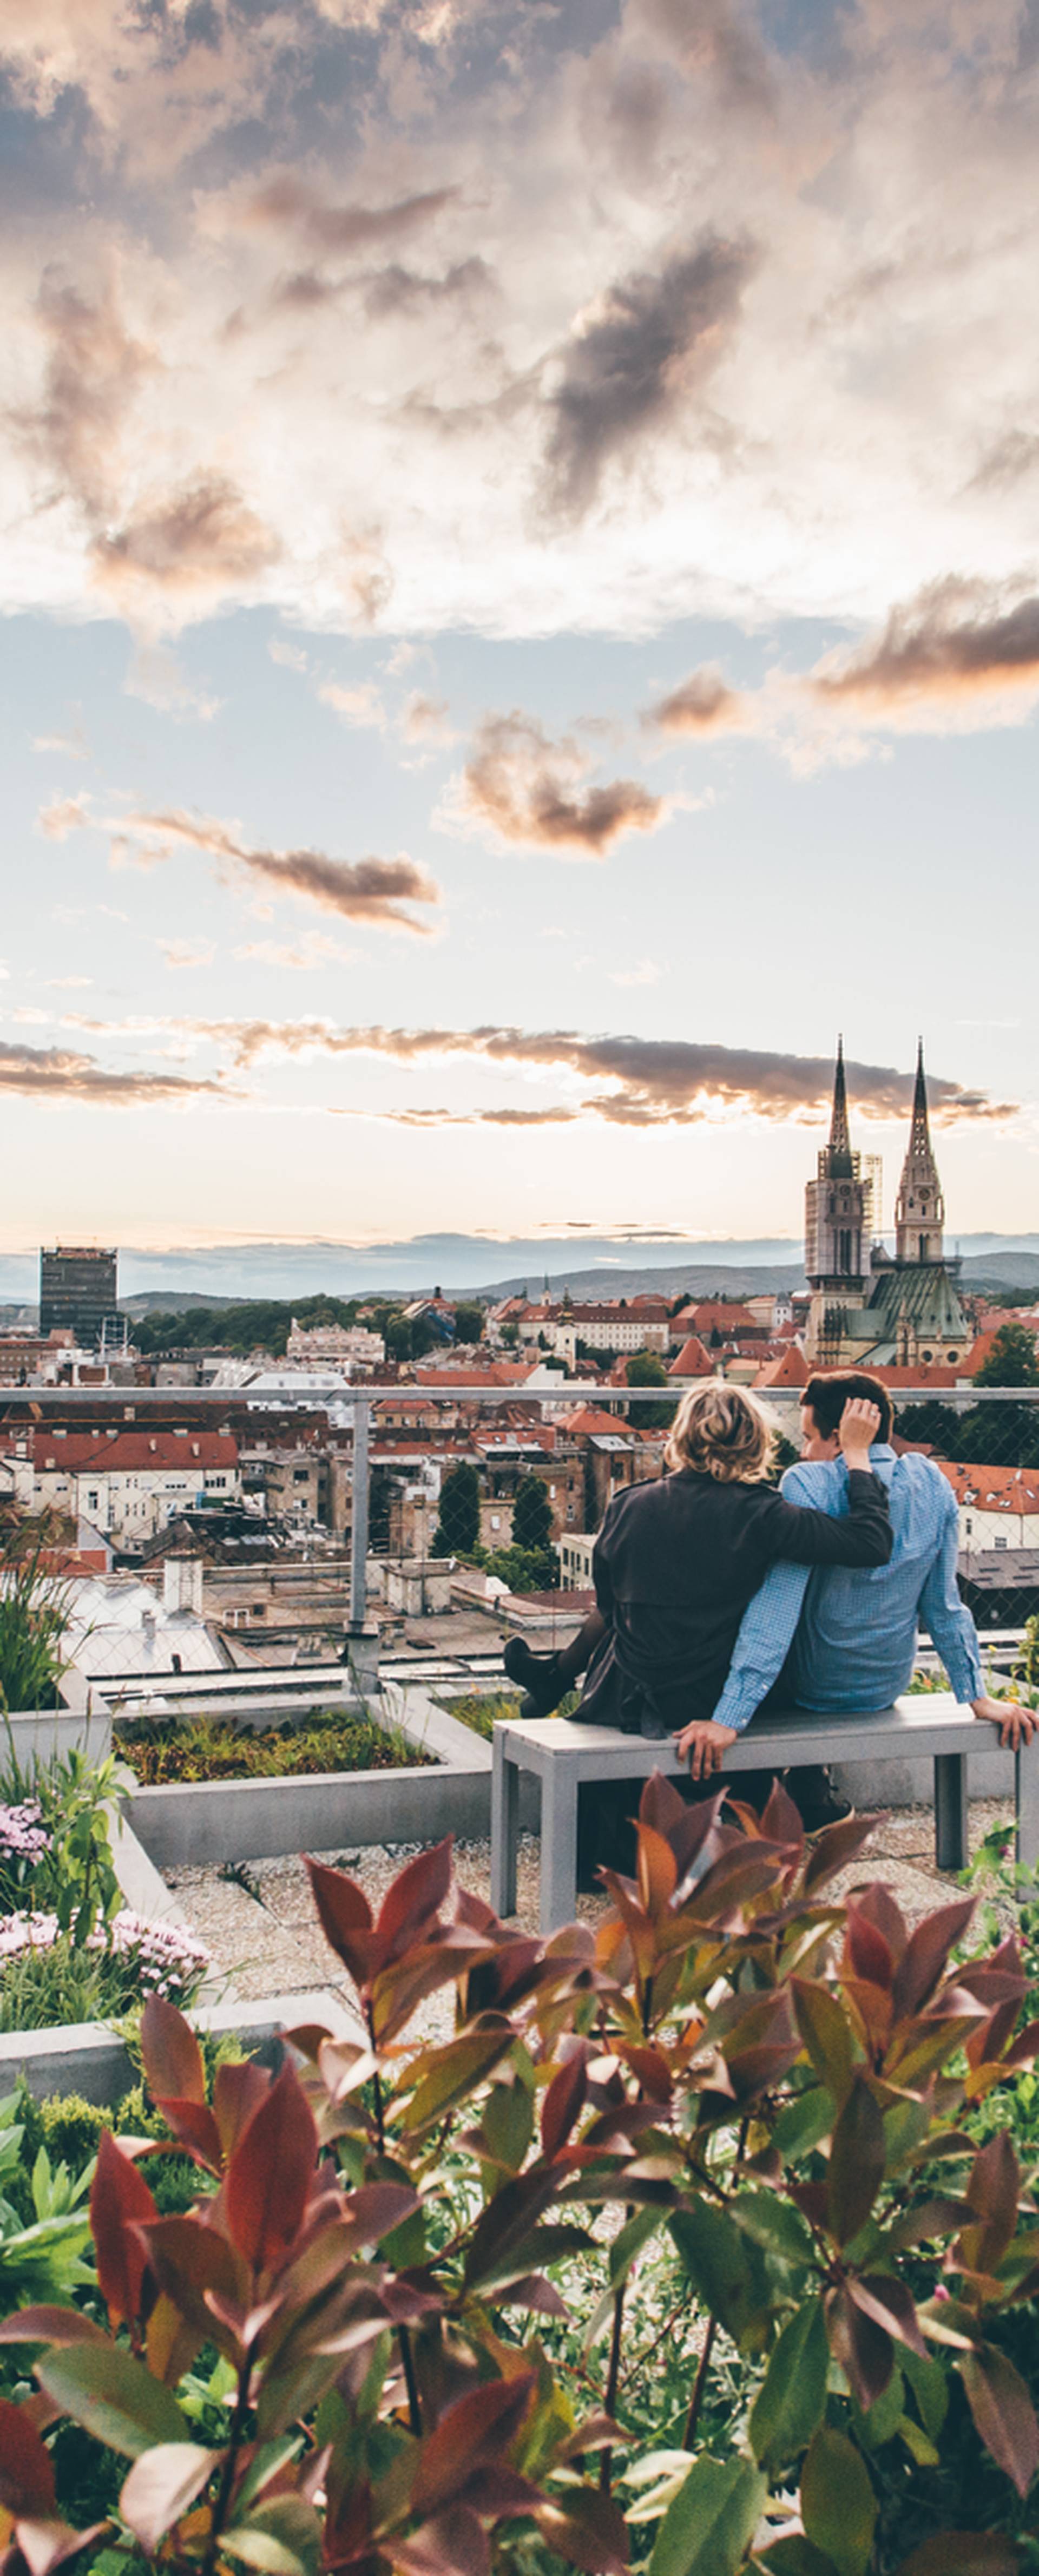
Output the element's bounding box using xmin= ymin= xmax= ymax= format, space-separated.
xmin=0 ymin=1232 xmax=1037 ymax=1318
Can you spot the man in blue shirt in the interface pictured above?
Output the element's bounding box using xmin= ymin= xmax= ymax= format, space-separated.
xmin=674 ymin=1369 xmax=1035 ymax=1810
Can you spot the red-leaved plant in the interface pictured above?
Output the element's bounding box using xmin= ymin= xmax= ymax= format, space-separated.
xmin=2 ymin=1777 xmax=1038 ymax=2576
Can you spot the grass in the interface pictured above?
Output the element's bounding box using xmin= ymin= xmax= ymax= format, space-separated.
xmin=114 ymin=1706 xmax=435 ymax=1784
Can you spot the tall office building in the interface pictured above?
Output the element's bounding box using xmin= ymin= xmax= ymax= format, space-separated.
xmin=39 ymin=1246 xmax=120 ymax=1348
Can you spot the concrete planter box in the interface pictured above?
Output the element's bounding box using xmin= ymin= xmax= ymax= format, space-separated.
xmin=127 ymin=1759 xmax=498 ymax=1868
xmin=3 ymin=1705 xmax=112 ymax=1767
xmin=1 ymin=1987 xmax=360 ymax=2106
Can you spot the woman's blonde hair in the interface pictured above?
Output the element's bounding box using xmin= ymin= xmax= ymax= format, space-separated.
xmin=665 ymin=1381 xmax=778 ymax=1484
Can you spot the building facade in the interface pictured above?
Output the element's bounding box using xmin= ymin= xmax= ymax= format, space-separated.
xmin=39 ymin=1247 xmax=120 ymax=1346
xmin=804 ymin=1041 xmax=971 ymax=1369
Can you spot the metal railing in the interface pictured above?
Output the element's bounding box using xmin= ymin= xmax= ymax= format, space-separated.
xmin=8 ymin=1380 xmax=1039 ymax=1665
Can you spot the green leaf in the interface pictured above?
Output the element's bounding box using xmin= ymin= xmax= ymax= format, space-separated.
xmin=668 ymin=2205 xmax=768 ymax=2349
xmin=225 ymin=2498 xmax=321 ymax=2576
xmin=854 ymin=2363 xmax=904 ymax=2451
xmin=610 ymin=2204 xmax=666 ymax=2288
xmin=732 ymin=2191 xmax=816 ymax=2271
xmin=896 ymin=2414 xmax=940 ymax=2468
xmin=772 ymin=2087 xmax=836 ymax=2163
xmin=899 ymin=2343 xmax=949 ymax=2442
xmin=482 ymin=2080 xmax=533 ymax=2174
xmin=755 ymin=2542 xmax=840 ymax=2576
xmin=749 ymin=2299 xmax=828 ymax=2469
xmin=648 ymin=2454 xmax=766 ymax=2576
xmin=37 ymin=2343 xmax=188 ymax=2459
xmin=801 ymin=2428 xmax=876 ymax=2576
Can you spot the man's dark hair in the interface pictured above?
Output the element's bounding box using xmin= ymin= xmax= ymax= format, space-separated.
xmin=803 ymin=1369 xmax=893 ymax=1445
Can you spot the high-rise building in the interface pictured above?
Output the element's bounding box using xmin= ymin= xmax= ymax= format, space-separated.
xmin=39 ymin=1246 xmax=120 ymax=1348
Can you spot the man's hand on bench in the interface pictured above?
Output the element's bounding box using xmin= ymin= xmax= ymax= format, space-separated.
xmin=971 ymin=1694 xmax=1036 ymax=1750
xmin=674 ymin=1717 xmax=739 ymax=1779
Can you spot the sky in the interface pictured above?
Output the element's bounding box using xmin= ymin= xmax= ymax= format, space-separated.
xmin=2 ymin=0 xmax=1039 ymax=1283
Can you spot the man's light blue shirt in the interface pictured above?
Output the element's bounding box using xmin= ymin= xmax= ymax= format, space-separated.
xmin=712 ymin=1443 xmax=983 ymax=1731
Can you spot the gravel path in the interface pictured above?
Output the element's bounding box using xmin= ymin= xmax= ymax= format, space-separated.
xmin=164 ymin=1796 xmax=1017 ymax=2046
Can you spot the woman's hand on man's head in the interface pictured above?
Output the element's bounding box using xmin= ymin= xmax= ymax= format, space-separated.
xmin=838 ymin=1398 xmax=882 ymax=1467
xmin=673 ymin=1717 xmax=739 ymax=1779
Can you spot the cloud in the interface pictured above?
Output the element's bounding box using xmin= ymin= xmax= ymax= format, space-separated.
xmin=399 ymin=692 xmax=458 ymax=747
xmin=247 ymin=175 xmax=457 ymax=258
xmin=643 ymin=665 xmax=747 ymax=734
xmin=23 ymin=273 xmax=154 ymax=524
xmin=0 ymin=1040 xmax=227 ymax=1105
xmin=93 ymin=476 xmax=279 ymax=610
xmin=609 ymin=958 xmax=664 ymax=987
xmin=159 ymin=939 xmax=217 ymax=970
xmin=269 ymin=638 xmax=310 ymax=672
xmin=125 ymin=644 xmax=222 ymax=721
xmin=444 ymin=711 xmax=669 ymax=856
xmin=36 ymin=794 xmax=90 ymax=839
xmin=545 ymin=233 xmax=757 ymax=517
xmin=109 ymin=807 xmax=442 ymax=931
xmin=808 ymin=579 xmax=1039 ymax=726
xmin=234 ymin=934 xmax=362 ymax=969
xmin=189 ymin=1018 xmax=1012 ymax=1130
xmin=317 ymin=679 xmax=387 ymax=730
xmin=32 ymin=715 xmax=89 ymax=760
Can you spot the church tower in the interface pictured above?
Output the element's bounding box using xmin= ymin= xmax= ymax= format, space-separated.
xmin=894 ymin=1040 xmax=945 ymax=1264
xmin=805 ymin=1038 xmax=867 ymax=1291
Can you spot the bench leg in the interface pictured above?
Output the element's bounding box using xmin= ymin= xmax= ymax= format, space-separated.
xmin=1016 ymin=1734 xmax=1039 ymax=1874
xmin=934 ymin=1753 xmax=968 ymax=1872
xmin=490 ymin=1736 xmax=518 ymax=1918
xmin=540 ymin=1765 xmax=579 ymax=1936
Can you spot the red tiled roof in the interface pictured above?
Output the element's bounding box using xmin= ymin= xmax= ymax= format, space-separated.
xmin=754 ymin=1346 xmax=810 ymax=1388
xmin=562 ymin=1404 xmax=633 ymax=1437
xmin=667 ymin=1337 xmax=715 ymax=1379
xmin=938 ymin=1462 xmax=1039 ymax=1513
xmin=27 ymin=1430 xmax=238 ymax=1473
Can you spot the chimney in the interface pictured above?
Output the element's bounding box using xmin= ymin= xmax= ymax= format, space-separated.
xmin=141 ymin=1607 xmax=156 ymax=1648
xmin=163 ymin=1554 xmax=203 ymax=1616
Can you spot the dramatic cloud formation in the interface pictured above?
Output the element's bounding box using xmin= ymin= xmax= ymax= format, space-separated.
xmin=107 ymin=808 xmax=442 ymax=931
xmin=809 ymin=580 xmax=1039 ymax=724
xmin=0 ymin=1039 xmax=225 ymax=1105
xmin=546 ymin=234 xmax=757 ymax=518
xmin=448 ymin=713 xmax=668 ymax=856
xmin=4 ymin=0 xmax=1039 ymax=645
xmin=180 ymin=1019 xmax=1011 ymax=1130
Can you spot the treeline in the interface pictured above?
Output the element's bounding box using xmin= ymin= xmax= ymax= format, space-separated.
xmin=130 ymin=1294 xmax=363 ymax=1357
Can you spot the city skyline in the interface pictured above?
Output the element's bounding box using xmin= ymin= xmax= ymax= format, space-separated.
xmin=3 ymin=0 xmax=1038 ymax=1253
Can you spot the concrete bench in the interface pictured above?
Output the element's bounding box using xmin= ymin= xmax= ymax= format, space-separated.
xmin=490 ymin=1697 xmax=1039 ymax=1935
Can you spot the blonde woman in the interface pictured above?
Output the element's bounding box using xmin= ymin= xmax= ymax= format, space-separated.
xmin=507 ymin=1383 xmax=890 ymax=1850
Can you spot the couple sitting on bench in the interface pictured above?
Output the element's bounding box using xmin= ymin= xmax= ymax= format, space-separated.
xmin=504 ymin=1368 xmax=1034 ymax=1840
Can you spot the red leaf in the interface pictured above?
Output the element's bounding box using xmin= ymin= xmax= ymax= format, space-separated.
xmin=541 ymin=2049 xmax=588 ymax=2159
xmin=827 ymin=2071 xmax=885 ymax=2247
xmin=90 ymin=2132 xmax=159 ymax=2334
xmin=960 ymin=2343 xmax=1039 ymax=2499
xmin=14 ymin=2517 xmax=110 ymax=2576
xmin=142 ymin=2216 xmax=248 ymax=2355
xmin=375 ymin=1838 xmax=453 ymax=1959
xmin=497 ymin=2275 xmax=569 ymax=2318
xmin=636 ymin=1823 xmax=678 ymax=1917
xmin=0 ymin=2397 xmax=57 ymax=2515
xmin=397 ymin=2504 xmax=490 ymax=2576
xmin=847 ymin=2275 xmax=926 ymax=2357
xmin=761 ymin=1776 xmax=805 ymax=1846
xmin=959 ymin=2133 xmax=1021 ymax=2277
xmin=857 ymin=1882 xmax=908 ymax=1961
xmin=148 ymin=2094 xmax=222 ymax=2173
xmin=212 ymin=2059 xmax=269 ymax=2165
xmin=825 ymin=2284 xmax=895 ymax=2414
xmin=305 ymin=1856 xmax=376 ymax=1987
xmin=616 ymin=2043 xmax=673 ymax=2104
xmin=803 ymin=1811 xmax=885 ymax=1892
xmin=895 ymin=2538 xmax=1021 ymax=2574
xmin=892 ymin=1898 xmax=977 ymax=2021
xmin=0 ymin=2309 xmax=107 ymax=2349
xmin=639 ymin=1773 xmax=691 ymax=1842
xmin=532 ymin=2485 xmax=629 ymax=2576
xmin=225 ymin=2062 xmax=318 ymax=2273
xmin=140 ymin=1995 xmax=206 ymax=2107
xmin=845 ymin=1897 xmax=895 ymax=1989
xmin=119 ymin=2443 xmax=219 ymax=2552
xmin=412 ymin=2377 xmax=535 ymax=2516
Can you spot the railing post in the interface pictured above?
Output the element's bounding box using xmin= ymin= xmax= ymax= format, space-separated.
xmin=349 ymin=1398 xmax=371 ymax=1632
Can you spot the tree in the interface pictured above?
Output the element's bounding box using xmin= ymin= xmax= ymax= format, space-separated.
xmin=625 ymin=1349 xmax=674 ymax=1429
xmin=452 ymin=1302 xmax=484 ymax=1345
xmin=501 ymin=1320 xmax=520 ymax=1348
xmin=512 ymin=1475 xmax=553 ymax=1554
xmin=433 ymin=1462 xmax=481 ymax=1556
xmin=975 ymin=1322 xmax=1039 ymax=1388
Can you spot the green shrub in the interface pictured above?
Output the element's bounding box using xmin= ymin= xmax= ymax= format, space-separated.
xmin=114 ymin=1706 xmax=431 ymax=1784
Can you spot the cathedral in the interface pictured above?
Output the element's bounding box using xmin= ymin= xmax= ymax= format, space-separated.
xmin=804 ymin=1039 xmax=971 ymax=1369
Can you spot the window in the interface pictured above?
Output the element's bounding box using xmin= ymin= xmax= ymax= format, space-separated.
xmin=293 ymin=1468 xmax=310 ymax=1483
xmin=994 ymin=1534 xmax=1008 ymax=1552
xmin=87 ymin=1490 xmax=99 ymax=1512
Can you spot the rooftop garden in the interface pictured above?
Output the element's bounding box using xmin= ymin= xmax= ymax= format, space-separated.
xmin=113 ymin=1706 xmax=435 ymax=1784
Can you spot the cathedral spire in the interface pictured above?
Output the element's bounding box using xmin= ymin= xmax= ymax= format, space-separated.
xmin=827 ymin=1035 xmax=853 ymax=1177
xmin=895 ymin=1036 xmax=945 ymax=1264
